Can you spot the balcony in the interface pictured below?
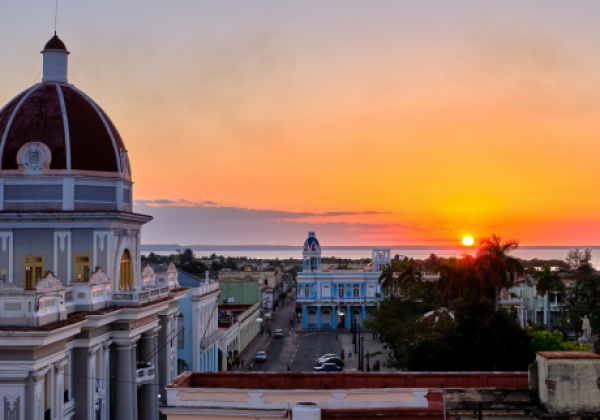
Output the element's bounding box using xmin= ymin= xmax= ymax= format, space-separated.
xmin=111 ymin=285 xmax=170 ymax=306
xmin=200 ymin=329 xmax=223 ymax=350
xmin=136 ymin=362 xmax=155 ymax=383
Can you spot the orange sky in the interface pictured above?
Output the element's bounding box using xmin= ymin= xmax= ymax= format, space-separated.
xmin=2 ymin=1 xmax=600 ymax=245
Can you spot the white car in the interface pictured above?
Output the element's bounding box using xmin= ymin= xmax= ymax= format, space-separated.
xmin=274 ymin=329 xmax=284 ymax=338
xmin=255 ymin=351 xmax=267 ymax=363
xmin=316 ymin=353 xmax=338 ymax=363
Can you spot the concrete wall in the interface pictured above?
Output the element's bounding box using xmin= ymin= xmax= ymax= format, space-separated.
xmin=537 ymin=353 xmax=600 ymax=415
xmin=219 ymin=281 xmax=261 ymax=305
xmin=177 ymin=292 xmax=193 ymax=371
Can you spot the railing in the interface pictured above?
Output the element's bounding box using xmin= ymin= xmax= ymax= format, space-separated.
xmin=137 ymin=362 xmax=155 ymax=383
xmin=111 ymin=285 xmax=170 ymax=306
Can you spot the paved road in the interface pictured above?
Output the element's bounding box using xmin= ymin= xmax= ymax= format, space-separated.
xmin=237 ymin=297 xmax=345 ymax=372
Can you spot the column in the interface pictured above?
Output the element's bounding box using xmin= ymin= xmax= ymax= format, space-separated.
xmin=32 ymin=368 xmax=48 ymax=420
xmin=114 ymin=341 xmax=136 ymax=420
xmin=102 ymin=342 xmax=112 ymax=420
xmin=317 ymin=306 xmax=322 ymax=329
xmin=139 ymin=332 xmax=159 ymax=420
xmin=346 ymin=306 xmax=351 ymax=329
xmin=55 ymin=359 xmax=68 ymax=420
xmin=302 ymin=306 xmax=308 ymax=328
xmin=331 ymin=307 xmax=336 ymax=329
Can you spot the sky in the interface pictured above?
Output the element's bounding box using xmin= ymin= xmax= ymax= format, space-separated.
xmin=2 ymin=1 xmax=600 ymax=246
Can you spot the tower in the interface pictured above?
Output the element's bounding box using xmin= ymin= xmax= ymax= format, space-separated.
xmin=302 ymin=232 xmax=321 ymax=272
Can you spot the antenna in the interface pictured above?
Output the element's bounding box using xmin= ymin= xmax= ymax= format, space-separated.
xmin=54 ymin=0 xmax=58 ymax=34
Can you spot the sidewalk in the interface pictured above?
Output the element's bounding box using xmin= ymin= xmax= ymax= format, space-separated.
xmin=339 ymin=332 xmax=394 ymax=372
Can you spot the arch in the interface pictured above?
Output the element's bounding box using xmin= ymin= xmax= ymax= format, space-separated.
xmin=321 ymin=309 xmax=331 ymax=328
xmin=119 ymin=249 xmax=133 ymax=291
xmin=307 ymin=309 xmax=317 ymax=327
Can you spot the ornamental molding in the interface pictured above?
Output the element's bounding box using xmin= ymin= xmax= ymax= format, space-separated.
xmin=16 ymin=142 xmax=52 ymax=174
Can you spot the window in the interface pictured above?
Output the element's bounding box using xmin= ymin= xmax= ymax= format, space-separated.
xmin=322 ymin=284 xmax=331 ymax=298
xmin=298 ymin=286 xmax=304 ymax=297
xmin=177 ymin=314 xmax=185 ymax=349
xmin=119 ymin=249 xmax=133 ymax=291
xmin=74 ymin=255 xmax=91 ymax=282
xmin=24 ymin=255 xmax=44 ymax=290
xmin=353 ymin=285 xmax=360 ymax=297
xmin=338 ymin=285 xmax=345 ymax=297
xmin=304 ymin=285 xmax=310 ymax=297
xmin=227 ymin=297 xmax=235 ymax=303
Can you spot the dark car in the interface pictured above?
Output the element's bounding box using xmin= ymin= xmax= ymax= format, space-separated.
xmin=313 ymin=363 xmax=343 ymax=372
xmin=317 ymin=357 xmax=344 ymax=368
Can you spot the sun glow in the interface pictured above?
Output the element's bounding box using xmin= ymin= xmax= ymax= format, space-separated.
xmin=462 ymin=236 xmax=474 ymax=246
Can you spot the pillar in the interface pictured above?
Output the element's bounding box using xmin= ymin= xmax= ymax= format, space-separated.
xmin=139 ymin=333 xmax=159 ymax=420
xmin=114 ymin=341 xmax=136 ymax=420
xmin=32 ymin=368 xmax=47 ymax=420
xmin=55 ymin=359 xmax=67 ymax=420
xmin=346 ymin=306 xmax=351 ymax=329
xmin=102 ymin=342 xmax=112 ymax=420
xmin=331 ymin=307 xmax=336 ymax=329
xmin=317 ymin=307 xmax=322 ymax=329
xmin=362 ymin=306 xmax=366 ymax=324
xmin=302 ymin=306 xmax=308 ymax=328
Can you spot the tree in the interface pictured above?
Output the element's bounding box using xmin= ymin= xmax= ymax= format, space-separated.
xmin=378 ymin=263 xmax=397 ymax=296
xmin=396 ymin=258 xmax=422 ymax=297
xmin=180 ymin=248 xmax=194 ymax=265
xmin=438 ymin=255 xmax=486 ymax=303
xmin=529 ymin=329 xmax=591 ymax=353
xmin=476 ymin=235 xmax=524 ymax=309
xmin=564 ymin=275 xmax=600 ymax=338
xmin=566 ymin=248 xmax=592 ymax=272
xmin=407 ymin=300 xmax=534 ymax=371
xmin=534 ymin=264 xmax=565 ymax=328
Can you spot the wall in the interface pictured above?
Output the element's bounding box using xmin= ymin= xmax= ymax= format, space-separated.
xmin=219 ymin=281 xmax=261 ymax=305
xmin=13 ymin=228 xmax=54 ymax=287
xmin=177 ymin=293 xmax=193 ymax=372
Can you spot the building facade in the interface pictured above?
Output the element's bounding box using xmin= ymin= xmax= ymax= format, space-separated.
xmin=176 ymin=271 xmax=221 ymax=374
xmin=296 ymin=232 xmax=389 ymax=329
xmin=0 ymin=34 xmax=188 ymax=420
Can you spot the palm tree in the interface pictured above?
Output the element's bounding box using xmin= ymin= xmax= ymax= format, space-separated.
xmin=534 ymin=264 xmax=565 ymax=329
xmin=476 ymin=234 xmax=524 ymax=309
xmin=438 ymin=255 xmax=485 ymax=303
xmin=378 ymin=263 xmax=396 ymax=297
xmin=396 ymin=258 xmax=422 ymax=297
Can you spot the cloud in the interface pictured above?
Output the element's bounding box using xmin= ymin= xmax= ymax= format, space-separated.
xmin=133 ymin=201 xmax=429 ymax=246
xmin=202 ymin=201 xmax=218 ymax=205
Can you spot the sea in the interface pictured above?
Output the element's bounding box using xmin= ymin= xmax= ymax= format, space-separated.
xmin=140 ymin=246 xmax=600 ymax=269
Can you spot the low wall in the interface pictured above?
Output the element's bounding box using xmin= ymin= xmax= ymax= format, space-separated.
xmin=176 ymin=371 xmax=528 ymax=390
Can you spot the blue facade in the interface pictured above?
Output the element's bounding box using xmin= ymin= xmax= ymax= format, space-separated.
xmin=297 ymin=232 xmax=389 ymax=329
xmin=177 ymin=271 xmax=220 ymax=373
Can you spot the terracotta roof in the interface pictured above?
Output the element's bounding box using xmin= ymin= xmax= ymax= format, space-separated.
xmin=44 ymin=34 xmax=67 ymax=51
xmin=538 ymin=351 xmax=600 ymax=359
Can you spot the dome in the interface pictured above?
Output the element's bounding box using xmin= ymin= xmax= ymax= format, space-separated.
xmin=44 ymin=33 xmax=67 ymax=51
xmin=303 ymin=232 xmax=320 ymax=251
xmin=0 ymin=35 xmax=130 ymax=179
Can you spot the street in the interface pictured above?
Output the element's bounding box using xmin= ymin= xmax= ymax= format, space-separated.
xmin=234 ymin=296 xmax=391 ymax=372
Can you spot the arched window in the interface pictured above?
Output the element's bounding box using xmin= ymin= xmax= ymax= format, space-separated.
xmin=119 ymin=249 xmax=133 ymax=291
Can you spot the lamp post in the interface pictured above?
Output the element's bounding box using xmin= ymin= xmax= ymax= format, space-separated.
xmin=360 ymin=335 xmax=365 ymax=371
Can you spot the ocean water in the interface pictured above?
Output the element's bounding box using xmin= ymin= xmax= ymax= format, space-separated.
xmin=141 ymin=247 xmax=600 ymax=268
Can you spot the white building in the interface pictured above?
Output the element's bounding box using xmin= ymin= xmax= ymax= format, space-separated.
xmin=0 ymin=34 xmax=188 ymax=420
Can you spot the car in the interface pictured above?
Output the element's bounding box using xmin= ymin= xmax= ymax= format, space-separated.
xmin=255 ymin=351 xmax=267 ymax=363
xmin=313 ymin=363 xmax=343 ymax=372
xmin=317 ymin=357 xmax=344 ymax=368
xmin=274 ymin=329 xmax=284 ymax=338
xmin=316 ymin=353 xmax=338 ymax=363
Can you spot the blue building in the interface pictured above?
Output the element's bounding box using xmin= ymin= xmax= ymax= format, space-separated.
xmin=176 ymin=271 xmax=222 ymax=373
xmin=297 ymin=232 xmax=390 ymax=329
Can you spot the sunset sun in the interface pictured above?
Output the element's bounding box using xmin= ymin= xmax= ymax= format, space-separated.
xmin=462 ymin=236 xmax=474 ymax=246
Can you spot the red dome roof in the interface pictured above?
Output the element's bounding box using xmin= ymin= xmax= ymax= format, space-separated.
xmin=44 ymin=34 xmax=67 ymax=51
xmin=0 ymin=83 xmax=127 ymax=175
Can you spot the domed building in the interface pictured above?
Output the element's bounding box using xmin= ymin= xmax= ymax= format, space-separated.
xmin=0 ymin=34 xmax=188 ymax=420
xmin=297 ymin=231 xmax=390 ymax=330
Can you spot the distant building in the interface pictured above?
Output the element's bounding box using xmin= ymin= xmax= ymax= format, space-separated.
xmin=177 ymin=271 xmax=221 ymax=373
xmin=217 ymin=303 xmax=261 ymax=370
xmin=297 ymin=232 xmax=387 ymax=328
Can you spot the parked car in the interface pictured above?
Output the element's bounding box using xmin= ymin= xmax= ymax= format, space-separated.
xmin=255 ymin=351 xmax=267 ymax=363
xmin=274 ymin=329 xmax=284 ymax=338
xmin=316 ymin=354 xmax=338 ymax=363
xmin=317 ymin=357 xmax=344 ymax=368
xmin=313 ymin=363 xmax=343 ymax=372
